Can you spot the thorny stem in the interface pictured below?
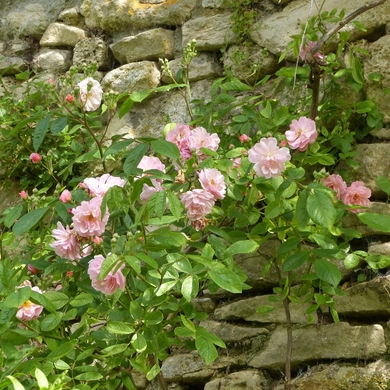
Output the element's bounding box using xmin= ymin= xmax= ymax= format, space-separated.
xmin=308 ymin=0 xmax=388 ymax=120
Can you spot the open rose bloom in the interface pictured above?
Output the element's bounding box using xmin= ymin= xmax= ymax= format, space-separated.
xmin=248 ymin=137 xmax=291 ymax=179
xmin=83 ymin=174 xmax=125 ymax=198
xmin=180 ymin=189 xmax=215 ymax=221
xmin=286 ymin=116 xmax=318 ymax=151
xmin=88 ymin=255 xmax=126 ymax=295
xmin=198 ymin=168 xmax=226 ymax=200
xmin=50 ymin=222 xmax=81 ymax=261
xmin=16 ymin=284 xmax=43 ymax=321
xmin=323 ymin=174 xmax=347 ymax=200
xmin=77 ymin=77 xmax=103 ymax=111
xmin=342 ymin=181 xmax=371 ymax=213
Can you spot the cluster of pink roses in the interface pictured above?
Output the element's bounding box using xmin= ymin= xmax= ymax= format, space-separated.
xmin=323 ymin=174 xmax=371 ymax=213
xmin=50 ymin=173 xmax=126 ymax=295
xmin=248 ymin=116 xmax=318 ymax=179
xmin=166 ymin=123 xmax=220 ymax=161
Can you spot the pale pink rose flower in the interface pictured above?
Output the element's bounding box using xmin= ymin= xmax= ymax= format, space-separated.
xmin=323 ymin=174 xmax=347 ymax=200
xmin=286 ymin=116 xmax=318 ymax=151
xmin=16 ymin=286 xmax=43 ymax=321
xmin=166 ymin=123 xmax=192 ymax=160
xmin=248 ymin=137 xmax=291 ymax=179
xmin=59 ymin=189 xmax=72 ymax=203
xmin=342 ymin=181 xmax=371 ymax=213
xmin=30 ymin=153 xmax=42 ymax=163
xmin=72 ymin=196 xmax=109 ymax=238
xmin=137 ymin=156 xmax=166 ymax=173
xmin=140 ymin=182 xmax=163 ymax=204
xmin=232 ymin=158 xmax=241 ymax=168
xmin=180 ymin=189 xmax=215 ymax=221
xmin=188 ymin=127 xmax=220 ymax=160
xmin=88 ymin=254 xmax=126 ymax=295
xmin=83 ymin=174 xmax=125 ymax=198
xmin=50 ymin=222 xmax=81 ymax=261
xmin=77 ymin=77 xmax=103 ymax=111
xmin=19 ymin=190 xmax=28 ymax=200
xmin=198 ymin=168 xmax=226 ymax=200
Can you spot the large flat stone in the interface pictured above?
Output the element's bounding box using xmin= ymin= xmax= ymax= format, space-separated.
xmin=248 ymin=323 xmax=386 ymax=370
xmin=40 ymin=23 xmax=86 ymax=47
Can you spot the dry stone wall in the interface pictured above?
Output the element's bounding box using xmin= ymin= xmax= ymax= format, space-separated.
xmin=1 ymin=0 xmax=390 ymax=388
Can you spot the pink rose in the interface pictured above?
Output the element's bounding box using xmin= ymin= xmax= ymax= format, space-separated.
xmin=286 ymin=116 xmax=318 ymax=151
xmin=30 ymin=153 xmax=42 ymax=163
xmin=83 ymin=174 xmax=125 ymax=198
xmin=65 ymin=94 xmax=75 ymax=103
xmin=19 ymin=190 xmax=28 ymax=200
xmin=323 ymin=174 xmax=347 ymax=200
xmin=248 ymin=137 xmax=291 ymax=179
xmin=16 ymin=285 xmax=43 ymax=321
xmin=299 ymin=40 xmax=326 ymax=63
xmin=77 ymin=77 xmax=103 ymax=111
xmin=59 ymin=189 xmax=72 ymax=203
xmin=239 ymin=134 xmax=249 ymax=143
xmin=342 ymin=181 xmax=371 ymax=213
xmin=188 ymin=127 xmax=220 ymax=160
xmin=140 ymin=182 xmax=163 ymax=204
xmin=88 ymin=254 xmax=126 ymax=295
xmin=198 ymin=168 xmax=226 ymax=200
xmin=180 ymin=189 xmax=215 ymax=221
xmin=72 ymin=197 xmax=109 ymax=238
xmin=166 ymin=123 xmax=192 ymax=160
xmin=50 ymin=222 xmax=81 ymax=261
xmin=137 ymin=156 xmax=166 ymax=174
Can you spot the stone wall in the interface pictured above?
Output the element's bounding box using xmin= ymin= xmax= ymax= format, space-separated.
xmin=1 ymin=0 xmax=390 ymax=389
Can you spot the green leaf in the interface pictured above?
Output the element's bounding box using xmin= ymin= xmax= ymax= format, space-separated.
xmin=307 ymin=190 xmax=336 ymax=229
xmin=70 ymin=293 xmax=94 ymax=307
xmin=220 ymin=78 xmax=252 ymax=92
xmin=344 ymin=253 xmax=361 ymax=269
xmin=167 ymin=192 xmax=183 ymax=221
xmin=146 ymin=364 xmax=161 ymax=381
xmin=40 ymin=312 xmax=63 ymax=332
xmin=33 ymin=114 xmax=51 ymax=151
xmin=195 ymin=334 xmax=218 ymax=365
xmin=151 ymin=139 xmax=180 ymax=160
xmin=130 ymin=301 xmax=144 ymax=320
xmin=358 ymin=213 xmax=390 ymax=233
xmin=353 ymin=20 xmax=367 ymax=32
xmin=103 ymin=139 xmax=134 ymax=157
xmin=30 ymin=290 xmax=56 ymax=313
xmin=376 ymin=176 xmax=390 ymax=196
xmin=101 ymin=343 xmax=129 ymax=356
xmin=35 ymin=368 xmax=49 ymax=389
xmin=144 ymin=310 xmax=164 ymax=325
xmin=47 ymin=340 xmax=78 ymax=360
xmin=365 ymin=255 xmax=390 ymax=270
xmin=225 ymin=239 xmax=259 ymax=257
xmin=151 ymin=231 xmax=188 ymax=247
xmin=43 ymin=291 xmax=68 ymax=310
xmin=181 ymin=275 xmax=199 ymax=302
xmin=6 ymin=376 xmax=25 ymax=390
xmin=13 ymin=207 xmax=50 ymax=236
xmin=156 ymin=280 xmax=178 ymax=296
xmin=98 ymin=253 xmax=120 ymax=281
xmin=265 ymin=201 xmax=283 ymax=219
xmin=106 ymin=322 xmax=135 ymax=335
xmin=351 ymin=56 xmax=364 ymax=85
xmin=3 ymin=204 xmax=23 ymax=228
xmin=123 ymin=143 xmax=149 ymax=176
xmin=282 ymin=251 xmax=310 ymax=272
xmin=256 ymin=305 xmax=275 ymax=314
xmin=74 ymin=372 xmax=103 ymax=381
xmin=153 ymin=190 xmax=166 ymax=220
xmin=296 ymin=190 xmax=310 ymax=228
xmin=208 ymin=263 xmax=242 ymax=293
xmin=3 ymin=287 xmax=31 ymax=308
xmin=50 ymin=116 xmax=68 ymax=134
xmin=131 ymin=333 xmax=147 ymax=353
xmin=314 ymin=259 xmax=341 ymax=287
xmin=278 ymin=237 xmax=301 ymax=254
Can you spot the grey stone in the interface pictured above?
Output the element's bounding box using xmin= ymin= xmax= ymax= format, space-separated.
xmin=364 ymin=35 xmax=390 ymax=124
xmin=33 ymin=48 xmax=73 ymax=73
xmin=161 ymin=53 xmax=222 ymax=84
xmin=342 ymin=202 xmax=390 ymax=237
xmin=58 ymin=7 xmax=84 ymax=27
xmin=200 ymin=320 xmax=269 ymax=343
xmin=192 ymin=297 xmax=217 ymax=313
xmin=80 ymin=0 xmax=196 ymax=32
xmin=182 ymin=13 xmax=238 ymax=51
xmin=275 ymin=361 xmax=390 ymax=390
xmin=222 ymin=44 xmax=280 ymax=84
xmin=334 ymin=276 xmax=390 ymax=317
xmin=73 ymin=38 xmax=110 ymax=71
xmin=337 ymin=144 xmax=390 ymax=199
xmin=369 ymin=242 xmax=390 ymax=258
xmin=248 ymin=323 xmax=386 ymax=370
xmin=214 ymin=295 xmax=317 ymax=324
xmin=111 ymin=29 xmax=175 ymax=64
xmin=250 ymin=0 xmax=390 ymax=57
xmin=102 ymin=61 xmax=161 ymax=96
xmin=0 ymin=56 xmax=27 ymax=75
xmin=205 ymin=370 xmax=271 ymax=390
xmin=40 ymin=23 xmax=86 ymax=47
xmin=370 ymin=128 xmax=390 ymax=140
xmin=202 ymin=0 xmax=229 ymax=9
